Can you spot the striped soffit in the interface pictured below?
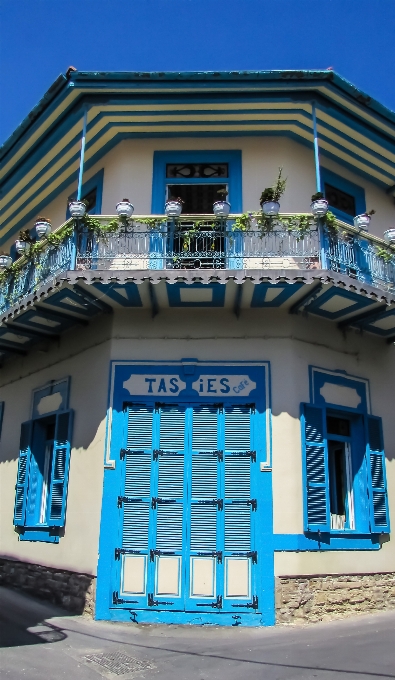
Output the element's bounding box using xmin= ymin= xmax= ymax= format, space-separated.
xmin=1 ymin=70 xmax=395 ymax=244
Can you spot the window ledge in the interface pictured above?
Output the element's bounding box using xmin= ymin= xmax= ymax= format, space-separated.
xmin=16 ymin=528 xmax=60 ymax=543
xmin=274 ymin=533 xmax=382 ymax=552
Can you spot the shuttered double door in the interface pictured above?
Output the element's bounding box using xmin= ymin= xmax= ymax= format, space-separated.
xmin=115 ymin=403 xmax=259 ymax=614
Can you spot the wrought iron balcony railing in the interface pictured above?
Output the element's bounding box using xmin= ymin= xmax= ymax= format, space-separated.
xmin=0 ymin=214 xmax=394 ymax=315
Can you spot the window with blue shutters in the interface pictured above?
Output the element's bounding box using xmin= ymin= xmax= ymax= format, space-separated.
xmin=301 ymin=403 xmax=390 ymax=535
xmin=13 ymin=407 xmax=73 ymax=540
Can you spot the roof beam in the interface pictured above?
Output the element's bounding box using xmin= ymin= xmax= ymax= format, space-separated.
xmin=233 ymin=284 xmax=242 ymax=318
xmin=73 ymin=283 xmax=113 ymax=314
xmin=337 ymin=304 xmax=389 ymax=329
xmin=3 ymin=323 xmax=57 ymax=341
xmin=149 ymin=282 xmax=158 ymax=318
xmin=33 ymin=307 xmax=89 ymax=326
xmin=0 ymin=343 xmax=27 ymax=356
xmin=289 ymin=283 xmax=323 ymax=314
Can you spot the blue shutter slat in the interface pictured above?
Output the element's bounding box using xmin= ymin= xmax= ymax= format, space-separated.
xmin=366 ymin=416 xmax=390 ymax=533
xmin=224 ymin=406 xmax=251 ymax=450
xmin=122 ymin=407 xmax=153 ymax=549
xmin=48 ymin=410 xmax=73 ymax=527
xmin=157 ymin=455 xmax=184 ymax=497
xmin=156 ymin=504 xmax=184 ymax=550
xmin=190 ymin=505 xmax=217 ymax=551
xmin=192 ymin=407 xmax=218 ymax=450
xmin=225 ymin=505 xmax=251 ymax=551
xmin=191 ymin=453 xmax=217 ymax=497
xmin=127 ymin=407 xmax=153 ymax=450
xmin=159 ymin=407 xmax=185 ymax=450
xmin=123 ymin=502 xmax=150 ymax=549
xmin=224 ymin=457 xmax=250 ymax=498
xmin=301 ymin=404 xmax=330 ymax=532
xmin=13 ymin=421 xmax=33 ymax=526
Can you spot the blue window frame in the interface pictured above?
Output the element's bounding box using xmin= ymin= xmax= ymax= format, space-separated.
xmin=320 ymin=167 xmax=366 ymax=225
xmin=66 ymin=169 xmax=104 ymax=219
xmin=13 ymin=379 xmax=73 ymax=543
xmin=301 ymin=403 xmax=390 ymax=536
xmin=152 ymin=151 xmax=242 ymax=214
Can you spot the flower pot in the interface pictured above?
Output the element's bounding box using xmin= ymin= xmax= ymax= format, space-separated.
xmin=213 ymin=200 xmax=231 ymax=218
xmin=15 ymin=240 xmax=31 ymax=256
xmin=116 ymin=200 xmax=134 ymax=218
xmin=0 ymin=254 xmax=12 ymax=269
xmin=68 ymin=200 xmax=86 ymax=218
xmin=353 ymin=214 xmax=371 ymax=231
xmin=261 ymin=201 xmax=280 ymax=216
xmin=165 ymin=201 xmax=182 ymax=217
xmin=311 ymin=199 xmax=328 ymax=217
xmin=35 ymin=220 xmax=52 ymax=239
xmin=383 ymin=229 xmax=395 ymax=245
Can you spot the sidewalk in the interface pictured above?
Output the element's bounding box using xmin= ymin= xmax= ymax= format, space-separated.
xmin=1 ymin=586 xmax=394 ymax=679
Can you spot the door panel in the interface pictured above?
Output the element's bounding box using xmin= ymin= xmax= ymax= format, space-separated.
xmin=115 ymin=402 xmax=259 ymax=614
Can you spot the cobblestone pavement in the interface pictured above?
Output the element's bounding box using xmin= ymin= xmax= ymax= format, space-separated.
xmin=1 ymin=586 xmax=395 ymax=680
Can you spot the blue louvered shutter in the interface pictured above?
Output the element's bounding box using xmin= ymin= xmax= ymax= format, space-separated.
xmin=122 ymin=406 xmax=153 ymax=552
xmin=365 ymin=416 xmax=390 ymax=533
xmin=224 ymin=407 xmax=253 ymax=553
xmin=47 ymin=410 xmax=73 ymax=526
xmin=155 ymin=407 xmax=186 ymax=553
xmin=301 ymin=404 xmax=330 ymax=532
xmin=190 ymin=407 xmax=219 ymax=554
xmin=13 ymin=421 xmax=33 ymax=526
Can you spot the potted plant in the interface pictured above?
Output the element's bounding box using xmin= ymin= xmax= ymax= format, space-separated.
xmin=353 ymin=209 xmax=375 ymax=231
xmin=116 ymin=198 xmax=134 ymax=218
xmin=0 ymin=252 xmax=12 ymax=269
xmin=68 ymin=199 xmax=87 ymax=218
xmin=34 ymin=217 xmax=52 ymax=239
xmin=311 ymin=191 xmax=329 ymax=217
xmin=213 ymin=188 xmax=231 ymax=217
xmin=165 ymin=196 xmax=184 ymax=217
xmin=383 ymin=228 xmax=395 ymax=245
xmin=15 ymin=230 xmax=33 ymax=256
xmin=260 ymin=168 xmax=287 ymax=216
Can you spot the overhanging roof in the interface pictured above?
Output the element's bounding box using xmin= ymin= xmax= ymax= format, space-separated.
xmin=1 ymin=70 xmax=395 ymax=246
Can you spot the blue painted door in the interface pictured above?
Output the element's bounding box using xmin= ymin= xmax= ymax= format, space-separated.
xmin=114 ymin=403 xmax=259 ymax=615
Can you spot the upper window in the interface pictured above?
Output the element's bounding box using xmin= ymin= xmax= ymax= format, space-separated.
xmin=301 ymin=404 xmax=390 ymax=535
xmin=152 ymin=151 xmax=242 ymax=215
xmin=13 ymin=379 xmax=73 ymax=542
xmin=320 ymin=168 xmax=366 ymax=225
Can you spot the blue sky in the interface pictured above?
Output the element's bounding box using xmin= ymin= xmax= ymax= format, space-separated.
xmin=1 ymin=0 xmax=394 ymax=145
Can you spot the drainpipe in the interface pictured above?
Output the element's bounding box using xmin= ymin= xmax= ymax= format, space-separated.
xmin=312 ymin=101 xmax=321 ymax=193
xmin=77 ymin=106 xmax=88 ymax=200
xmin=312 ymin=101 xmax=327 ymax=268
xmin=71 ymin=107 xmax=88 ymax=271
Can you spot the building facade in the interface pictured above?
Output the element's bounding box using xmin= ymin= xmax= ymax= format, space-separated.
xmin=0 ymin=70 xmax=394 ymax=625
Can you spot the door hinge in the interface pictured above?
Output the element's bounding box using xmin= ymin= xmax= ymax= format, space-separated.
xmin=112 ymin=591 xmax=138 ymax=605
xmin=247 ymin=499 xmax=257 ymax=511
xmin=196 ymin=550 xmax=223 ymax=563
xmin=120 ymin=449 xmax=127 ymax=460
xmin=196 ymin=498 xmax=223 ymax=510
xmin=231 ymin=550 xmax=257 ymax=563
xmin=150 ymin=549 xmax=176 ymax=562
xmin=115 ymin=548 xmax=143 ymax=560
xmin=213 ymin=450 xmax=223 ymax=461
xmin=151 ymin=497 xmax=177 ymax=509
xmin=232 ymin=595 xmax=258 ymax=610
xmin=197 ymin=595 xmax=222 ymax=609
xmin=148 ymin=593 xmax=174 ymax=607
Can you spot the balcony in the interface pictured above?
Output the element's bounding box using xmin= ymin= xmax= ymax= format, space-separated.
xmin=1 ymin=214 xmax=394 ymax=314
xmin=0 ymin=213 xmax=394 ymax=357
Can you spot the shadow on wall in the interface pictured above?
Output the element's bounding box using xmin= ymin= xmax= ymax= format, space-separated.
xmin=0 ymin=584 xmax=72 ymax=649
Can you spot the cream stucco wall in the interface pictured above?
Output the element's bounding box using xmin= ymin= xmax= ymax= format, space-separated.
xmin=0 ymin=305 xmax=394 ymax=578
xmin=6 ymin=134 xmax=394 ymax=255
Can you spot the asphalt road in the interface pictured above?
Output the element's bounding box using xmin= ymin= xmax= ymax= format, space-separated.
xmin=1 ymin=586 xmax=394 ymax=680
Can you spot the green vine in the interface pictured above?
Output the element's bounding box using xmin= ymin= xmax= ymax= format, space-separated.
xmin=376 ymin=247 xmax=395 ymax=263
xmin=233 ymin=212 xmax=313 ymax=240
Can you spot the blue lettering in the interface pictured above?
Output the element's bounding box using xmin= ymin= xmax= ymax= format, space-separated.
xmin=199 ymin=379 xmax=204 ymax=393
xmin=207 ymin=378 xmax=217 ymax=393
xmin=145 ymin=378 xmax=156 ymax=393
xmin=219 ymin=378 xmax=230 ymax=394
xmin=158 ymin=378 xmax=167 ymax=393
xmin=169 ymin=378 xmax=179 ymax=394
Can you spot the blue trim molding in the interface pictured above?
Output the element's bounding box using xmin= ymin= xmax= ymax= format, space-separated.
xmin=152 ymin=150 xmax=242 ymax=214
xmin=166 ymin=282 xmax=226 ymax=307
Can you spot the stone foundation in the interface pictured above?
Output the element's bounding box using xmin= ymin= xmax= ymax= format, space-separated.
xmin=0 ymin=558 xmax=95 ymax=616
xmin=276 ymin=572 xmax=395 ymax=624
